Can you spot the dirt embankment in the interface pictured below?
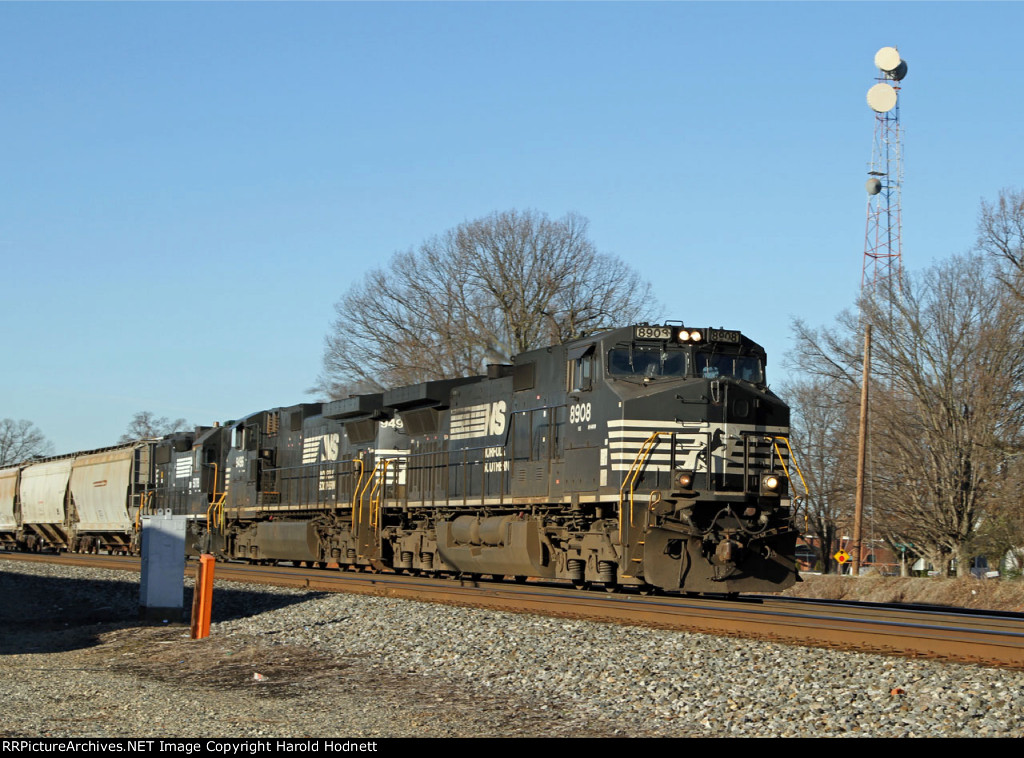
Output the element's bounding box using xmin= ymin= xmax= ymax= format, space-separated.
xmin=784 ymin=573 xmax=1024 ymax=613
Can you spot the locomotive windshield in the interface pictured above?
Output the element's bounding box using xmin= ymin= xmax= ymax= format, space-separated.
xmin=607 ymin=347 xmax=687 ymax=378
xmin=696 ymin=352 xmax=763 ymax=383
xmin=608 ymin=346 xmax=764 ymax=383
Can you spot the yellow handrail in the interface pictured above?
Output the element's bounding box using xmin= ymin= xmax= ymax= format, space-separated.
xmin=771 ymin=436 xmax=811 ymax=509
xmin=354 ymin=460 xmax=379 ymax=538
xmin=210 ymin=462 xmax=220 ymax=505
xmin=368 ymin=459 xmax=391 ymax=532
xmin=351 ymin=459 xmax=365 ymax=511
xmin=134 ymin=490 xmax=150 ymax=533
xmin=205 ymin=493 xmax=226 ymax=533
xmin=203 ymin=461 xmax=228 ymax=533
xmin=617 ymin=431 xmax=672 ymax=546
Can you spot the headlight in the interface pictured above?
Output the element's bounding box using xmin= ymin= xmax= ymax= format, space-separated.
xmin=760 ymin=472 xmax=786 ymax=496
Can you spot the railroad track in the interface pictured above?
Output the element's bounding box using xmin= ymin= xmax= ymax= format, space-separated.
xmin=5 ymin=550 xmax=1024 ymax=670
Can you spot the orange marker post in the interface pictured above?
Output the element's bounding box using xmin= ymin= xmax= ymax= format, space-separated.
xmin=190 ymin=554 xmax=216 ymax=640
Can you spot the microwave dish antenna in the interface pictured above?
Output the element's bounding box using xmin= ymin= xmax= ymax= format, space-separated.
xmin=862 ymin=46 xmax=907 ymax=294
xmin=867 ymin=83 xmax=898 ymax=113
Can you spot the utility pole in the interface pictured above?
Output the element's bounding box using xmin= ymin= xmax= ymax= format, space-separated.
xmin=852 ymin=324 xmax=871 ymax=576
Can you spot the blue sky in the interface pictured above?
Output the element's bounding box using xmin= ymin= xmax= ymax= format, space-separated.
xmin=3 ymin=1 xmax=1023 ymax=454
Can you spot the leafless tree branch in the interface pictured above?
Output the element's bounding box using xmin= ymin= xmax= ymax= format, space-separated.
xmin=118 ymin=411 xmax=190 ymax=444
xmin=316 ymin=209 xmax=660 ymax=395
xmin=0 ymin=419 xmax=54 ymax=466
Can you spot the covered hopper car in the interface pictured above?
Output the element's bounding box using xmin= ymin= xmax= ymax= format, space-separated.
xmin=0 ymin=442 xmax=152 ymax=554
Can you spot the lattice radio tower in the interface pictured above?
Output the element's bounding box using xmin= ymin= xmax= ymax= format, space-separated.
xmin=863 ymin=46 xmax=907 ymax=294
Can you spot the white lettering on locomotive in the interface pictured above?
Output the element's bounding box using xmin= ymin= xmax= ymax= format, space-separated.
xmin=483 ymin=446 xmax=509 ymax=473
xmin=319 ymin=470 xmax=336 ymax=491
xmin=569 ymin=402 xmax=592 ymax=425
xmin=303 ymin=434 xmax=341 ymax=464
xmin=449 ymin=400 xmax=507 ymax=440
xmin=323 ymin=434 xmax=339 ymax=461
xmin=301 ymin=433 xmax=343 ymax=491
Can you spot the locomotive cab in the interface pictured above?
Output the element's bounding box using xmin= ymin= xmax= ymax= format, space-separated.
xmin=597 ymin=324 xmax=797 ymax=593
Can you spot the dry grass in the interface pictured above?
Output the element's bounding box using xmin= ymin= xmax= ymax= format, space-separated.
xmin=783 ymin=573 xmax=1024 ymax=613
xmin=101 ymin=626 xmax=356 ymax=697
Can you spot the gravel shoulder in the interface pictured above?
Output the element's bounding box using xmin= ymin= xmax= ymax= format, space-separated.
xmin=3 ymin=558 xmax=1023 ymax=738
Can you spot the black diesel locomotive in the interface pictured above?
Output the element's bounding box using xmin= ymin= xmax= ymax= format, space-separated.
xmin=2 ymin=322 xmax=800 ymax=594
xmin=156 ymin=321 xmax=799 ymax=594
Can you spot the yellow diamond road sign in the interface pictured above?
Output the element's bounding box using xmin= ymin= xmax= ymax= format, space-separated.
xmin=834 ymin=550 xmax=850 ymax=564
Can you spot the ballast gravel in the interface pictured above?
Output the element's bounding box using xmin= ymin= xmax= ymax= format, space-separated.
xmin=2 ymin=558 xmax=1023 ymax=738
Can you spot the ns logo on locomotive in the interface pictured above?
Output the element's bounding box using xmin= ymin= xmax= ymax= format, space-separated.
xmin=0 ymin=322 xmax=800 ymax=595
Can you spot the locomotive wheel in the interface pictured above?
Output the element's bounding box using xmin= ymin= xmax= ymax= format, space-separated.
xmin=572 ymin=580 xmax=591 ymax=591
xmin=513 ymin=575 xmax=528 ymax=584
xmin=637 ymin=584 xmax=657 ymax=596
xmin=604 ymin=583 xmax=620 ymax=593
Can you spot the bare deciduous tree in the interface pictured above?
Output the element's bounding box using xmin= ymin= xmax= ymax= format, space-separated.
xmin=0 ymin=418 xmax=54 ymax=466
xmin=977 ymin=187 xmax=1024 ymax=296
xmin=792 ymin=253 xmax=1024 ymax=575
xmin=118 ymin=411 xmax=190 ymax=443
xmin=318 ymin=210 xmax=659 ymax=395
xmin=971 ymin=462 xmax=1024 ymax=576
xmin=780 ymin=378 xmax=859 ymax=573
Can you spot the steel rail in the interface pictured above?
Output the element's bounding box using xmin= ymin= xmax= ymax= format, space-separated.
xmin=5 ymin=551 xmax=1023 ymax=669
